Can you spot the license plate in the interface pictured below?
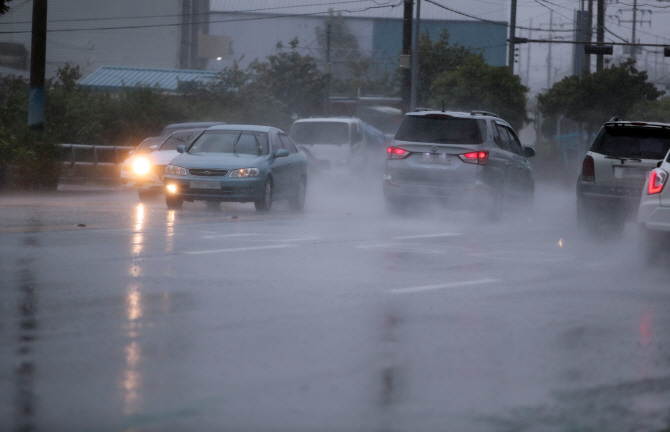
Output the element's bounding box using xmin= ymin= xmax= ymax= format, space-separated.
xmin=419 ymin=153 xmax=450 ymax=164
xmin=190 ymin=180 xmax=220 ymax=189
xmin=614 ymin=167 xmax=646 ymax=179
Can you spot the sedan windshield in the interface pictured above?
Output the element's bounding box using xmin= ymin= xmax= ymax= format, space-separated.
xmin=188 ymin=130 xmax=269 ymax=155
xmin=290 ymin=122 xmax=350 ymax=145
xmin=395 ymin=115 xmax=486 ymax=144
xmin=594 ymin=126 xmax=670 ymax=159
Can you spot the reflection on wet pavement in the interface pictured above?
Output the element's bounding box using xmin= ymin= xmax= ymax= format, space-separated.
xmin=14 ymin=239 xmax=39 ymax=432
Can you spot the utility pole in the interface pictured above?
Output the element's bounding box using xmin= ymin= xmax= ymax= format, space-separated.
xmin=324 ymin=24 xmax=331 ymax=116
xmin=632 ymin=0 xmax=637 ymax=61
xmin=586 ymin=0 xmax=593 ymax=72
xmin=410 ymin=0 xmax=421 ymax=111
xmin=401 ymin=0 xmax=413 ymax=113
xmin=596 ymin=0 xmax=604 ymax=71
xmin=525 ymin=18 xmax=532 ymax=86
xmin=546 ymin=11 xmax=553 ymax=88
xmin=508 ymin=0 xmax=517 ymax=73
xmin=28 ymin=0 xmax=48 ymax=134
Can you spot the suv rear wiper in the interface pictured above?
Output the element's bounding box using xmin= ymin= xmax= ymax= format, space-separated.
xmin=604 ymin=156 xmax=642 ymax=164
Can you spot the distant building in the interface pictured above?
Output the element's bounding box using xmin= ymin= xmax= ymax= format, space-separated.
xmin=0 ymin=0 xmax=207 ymax=78
xmin=0 ymin=0 xmax=509 ymax=82
xmin=206 ymin=0 xmax=508 ymax=71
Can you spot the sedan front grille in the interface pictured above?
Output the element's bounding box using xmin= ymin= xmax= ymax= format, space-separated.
xmin=189 ymin=168 xmax=229 ymax=177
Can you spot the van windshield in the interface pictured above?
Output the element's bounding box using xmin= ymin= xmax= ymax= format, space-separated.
xmin=290 ymin=122 xmax=349 ymax=145
xmin=395 ymin=115 xmax=486 ymax=144
xmin=593 ymin=126 xmax=670 ymax=160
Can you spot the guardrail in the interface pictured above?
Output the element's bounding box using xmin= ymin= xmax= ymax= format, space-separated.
xmin=59 ymin=144 xmax=135 ymax=180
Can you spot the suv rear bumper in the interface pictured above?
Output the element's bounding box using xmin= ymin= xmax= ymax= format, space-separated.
xmin=383 ymin=178 xmax=494 ymax=210
xmin=577 ymin=179 xmax=642 ymax=215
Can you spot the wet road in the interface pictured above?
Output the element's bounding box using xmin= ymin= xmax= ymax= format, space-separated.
xmin=1 ymin=180 xmax=669 ymax=432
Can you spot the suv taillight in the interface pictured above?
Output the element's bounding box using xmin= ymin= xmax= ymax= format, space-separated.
xmin=581 ymin=155 xmax=595 ymax=181
xmin=648 ymin=168 xmax=668 ymax=195
xmin=387 ymin=146 xmax=410 ymax=159
xmin=458 ymin=151 xmax=488 ymax=165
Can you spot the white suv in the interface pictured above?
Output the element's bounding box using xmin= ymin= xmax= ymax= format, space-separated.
xmin=288 ymin=117 xmax=387 ymax=174
xmin=638 ymin=148 xmax=670 ymax=264
xmin=577 ymin=118 xmax=670 ymax=234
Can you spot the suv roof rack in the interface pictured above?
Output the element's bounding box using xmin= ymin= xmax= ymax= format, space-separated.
xmin=415 ymin=107 xmax=432 ymax=112
xmin=470 ymin=110 xmax=500 ymax=118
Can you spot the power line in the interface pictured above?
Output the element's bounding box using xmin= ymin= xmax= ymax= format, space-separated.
xmin=0 ymin=2 xmax=403 ymax=34
xmin=0 ymin=0 xmax=379 ymax=25
xmin=423 ymin=0 xmax=573 ymax=32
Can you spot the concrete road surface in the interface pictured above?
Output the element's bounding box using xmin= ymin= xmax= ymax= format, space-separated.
xmin=1 ymin=180 xmax=669 ymax=432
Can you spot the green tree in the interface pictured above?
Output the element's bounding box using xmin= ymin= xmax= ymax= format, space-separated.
xmin=249 ymin=38 xmax=325 ymax=119
xmin=1 ymin=0 xmax=12 ymax=15
xmin=430 ymin=56 xmax=529 ymax=130
xmin=538 ymin=60 xmax=663 ymax=136
xmin=416 ymin=30 xmax=480 ymax=106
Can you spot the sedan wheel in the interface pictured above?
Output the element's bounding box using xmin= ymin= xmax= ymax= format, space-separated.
xmin=254 ymin=179 xmax=273 ymax=212
xmin=289 ymin=178 xmax=306 ymax=211
xmin=166 ymin=194 xmax=183 ymax=210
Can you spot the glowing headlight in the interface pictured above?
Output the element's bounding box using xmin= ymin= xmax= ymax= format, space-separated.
xmin=165 ymin=164 xmax=188 ymax=176
xmin=229 ymin=168 xmax=259 ymax=178
xmin=166 ymin=184 xmax=177 ymax=193
xmin=132 ymin=157 xmax=151 ymax=175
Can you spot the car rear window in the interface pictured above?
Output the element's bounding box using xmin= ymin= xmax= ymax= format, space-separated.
xmin=159 ymin=130 xmax=203 ymax=151
xmin=395 ymin=115 xmax=486 ymax=144
xmin=592 ymin=126 xmax=670 ymax=160
xmin=290 ymin=122 xmax=349 ymax=145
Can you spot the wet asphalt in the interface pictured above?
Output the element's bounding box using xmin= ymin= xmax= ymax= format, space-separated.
xmin=1 ymin=179 xmax=669 ymax=432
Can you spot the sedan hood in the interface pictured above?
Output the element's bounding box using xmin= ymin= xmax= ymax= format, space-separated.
xmin=169 ymin=153 xmax=268 ymax=170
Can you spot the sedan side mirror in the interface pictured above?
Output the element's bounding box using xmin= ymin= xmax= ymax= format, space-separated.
xmin=523 ymin=146 xmax=536 ymax=158
xmin=275 ymin=149 xmax=289 ymax=158
xmin=176 ymin=145 xmax=186 ymax=153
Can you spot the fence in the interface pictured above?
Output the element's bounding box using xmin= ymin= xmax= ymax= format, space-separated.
xmin=59 ymin=144 xmax=134 ymax=180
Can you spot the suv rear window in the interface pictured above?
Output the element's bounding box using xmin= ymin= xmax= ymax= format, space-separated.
xmin=395 ymin=115 xmax=486 ymax=144
xmin=290 ymin=122 xmax=349 ymax=145
xmin=592 ymin=125 xmax=670 ymax=160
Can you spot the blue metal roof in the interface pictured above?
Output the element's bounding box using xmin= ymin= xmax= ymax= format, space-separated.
xmin=79 ymin=66 xmax=219 ymax=92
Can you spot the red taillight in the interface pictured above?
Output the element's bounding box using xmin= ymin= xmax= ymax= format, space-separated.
xmin=647 ymin=169 xmax=668 ymax=194
xmin=458 ymin=151 xmax=488 ymax=165
xmin=387 ymin=146 xmax=410 ymax=159
xmin=581 ymin=155 xmax=595 ymax=181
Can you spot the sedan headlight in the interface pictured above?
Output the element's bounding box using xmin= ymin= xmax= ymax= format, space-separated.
xmin=229 ymin=168 xmax=259 ymax=178
xmin=132 ymin=157 xmax=151 ymax=175
xmin=166 ymin=164 xmax=188 ymax=176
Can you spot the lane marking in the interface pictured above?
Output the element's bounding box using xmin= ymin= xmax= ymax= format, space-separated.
xmin=390 ymin=278 xmax=500 ymax=294
xmin=265 ymin=237 xmax=321 ymax=242
xmin=185 ymin=244 xmax=296 ymax=255
xmin=357 ymin=244 xmax=445 ymax=254
xmin=470 ymin=251 xmax=572 ymax=263
xmin=391 ymin=233 xmax=462 ymax=240
xmin=201 ymin=233 xmax=261 ymax=239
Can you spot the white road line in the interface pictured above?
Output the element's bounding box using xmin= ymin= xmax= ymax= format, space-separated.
xmin=266 ymin=237 xmax=321 ymax=242
xmin=391 ymin=233 xmax=462 ymax=240
xmin=390 ymin=278 xmax=500 ymax=294
xmin=185 ymin=244 xmax=296 ymax=255
xmin=356 ymin=244 xmax=445 ymax=254
xmin=201 ymin=233 xmax=262 ymax=239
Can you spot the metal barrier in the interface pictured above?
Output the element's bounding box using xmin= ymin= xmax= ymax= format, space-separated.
xmin=59 ymin=144 xmax=135 ymax=180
